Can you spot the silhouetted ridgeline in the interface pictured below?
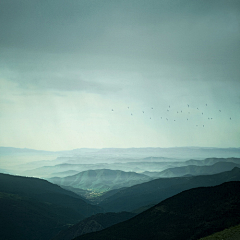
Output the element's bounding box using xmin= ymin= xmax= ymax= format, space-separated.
xmin=74 ymin=181 xmax=240 ymax=240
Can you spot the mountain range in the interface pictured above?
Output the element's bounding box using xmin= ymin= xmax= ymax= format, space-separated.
xmin=2 ymin=146 xmax=240 ymax=178
xmin=20 ymin=157 xmax=240 ymax=180
xmin=147 ymin=161 xmax=240 ymax=178
xmin=1 ymin=168 xmax=240 ymax=240
xmin=51 ymin=167 xmax=240 ymax=240
xmin=48 ymin=169 xmax=152 ymax=193
xmin=1 ymin=148 xmax=240 ymax=240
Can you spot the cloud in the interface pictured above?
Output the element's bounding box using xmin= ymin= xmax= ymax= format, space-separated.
xmin=0 ymin=48 xmax=122 ymax=94
xmin=0 ymin=0 xmax=239 ymax=150
xmin=1 ymin=0 xmax=239 ymax=58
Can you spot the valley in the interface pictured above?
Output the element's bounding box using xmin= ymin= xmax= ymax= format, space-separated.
xmin=1 ymin=147 xmax=240 ymax=239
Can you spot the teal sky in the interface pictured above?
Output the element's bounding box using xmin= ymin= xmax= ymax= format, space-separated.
xmin=0 ymin=0 xmax=240 ymax=151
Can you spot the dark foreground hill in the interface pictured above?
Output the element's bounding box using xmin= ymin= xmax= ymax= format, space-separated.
xmin=99 ymin=167 xmax=240 ymax=212
xmin=0 ymin=173 xmax=103 ymax=240
xmin=52 ymin=212 xmax=136 ymax=240
xmin=0 ymin=192 xmax=81 ymax=240
xmin=74 ymin=181 xmax=240 ymax=240
xmin=0 ymin=173 xmax=102 ymax=217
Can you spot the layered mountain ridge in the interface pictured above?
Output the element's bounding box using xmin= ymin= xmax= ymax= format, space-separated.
xmin=48 ymin=169 xmax=152 ymax=193
xmin=98 ymin=167 xmax=240 ymax=212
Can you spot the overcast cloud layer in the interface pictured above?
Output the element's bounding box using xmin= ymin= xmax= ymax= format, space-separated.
xmin=0 ymin=0 xmax=240 ymax=150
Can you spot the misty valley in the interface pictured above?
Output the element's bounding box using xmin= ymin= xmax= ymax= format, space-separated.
xmin=1 ymin=0 xmax=240 ymax=239
xmin=1 ymin=147 xmax=240 ymax=240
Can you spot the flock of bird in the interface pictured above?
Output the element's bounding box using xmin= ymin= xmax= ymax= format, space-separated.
xmin=111 ymin=103 xmax=232 ymax=128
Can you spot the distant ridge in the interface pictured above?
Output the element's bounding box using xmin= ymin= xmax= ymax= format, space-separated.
xmin=1 ymin=146 xmax=240 ymax=157
xmin=0 ymin=146 xmax=56 ymax=154
xmin=153 ymin=161 xmax=240 ymax=178
xmin=48 ymin=169 xmax=152 ymax=192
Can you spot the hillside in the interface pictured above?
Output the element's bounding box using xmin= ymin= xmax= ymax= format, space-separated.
xmin=74 ymin=181 xmax=240 ymax=240
xmin=198 ymin=223 xmax=240 ymax=240
xmin=98 ymin=167 xmax=240 ymax=212
xmin=0 ymin=173 xmax=106 ymax=239
xmin=48 ymin=169 xmax=152 ymax=192
xmin=0 ymin=173 xmax=103 ymax=218
xmin=52 ymin=212 xmax=136 ymax=240
xmin=0 ymin=192 xmax=81 ymax=240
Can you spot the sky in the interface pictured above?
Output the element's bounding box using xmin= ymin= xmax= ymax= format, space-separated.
xmin=0 ymin=0 xmax=240 ymax=151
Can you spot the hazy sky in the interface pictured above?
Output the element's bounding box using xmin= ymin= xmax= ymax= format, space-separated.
xmin=0 ymin=0 xmax=240 ymax=151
